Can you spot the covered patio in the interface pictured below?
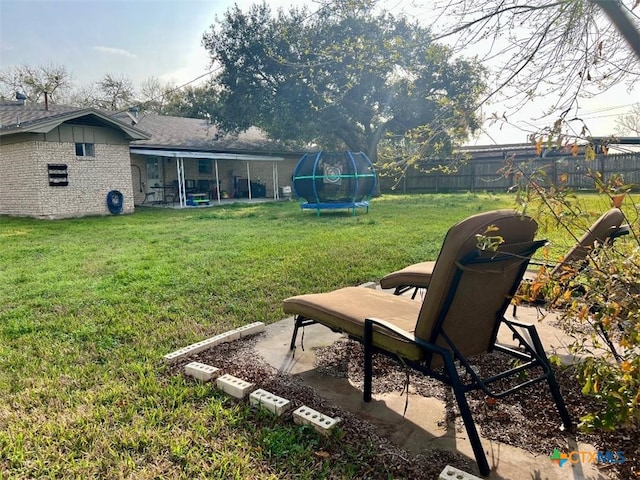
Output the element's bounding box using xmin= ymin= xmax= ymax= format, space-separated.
xmin=131 ymin=147 xmax=288 ymax=208
xmin=121 ymin=112 xmax=301 ymax=209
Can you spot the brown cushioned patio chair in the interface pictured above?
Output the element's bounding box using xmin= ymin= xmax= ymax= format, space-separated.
xmin=283 ymin=209 xmax=572 ymax=476
xmin=380 ymin=207 xmax=627 ymax=300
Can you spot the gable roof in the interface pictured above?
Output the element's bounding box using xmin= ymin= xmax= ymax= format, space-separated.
xmin=115 ymin=112 xmax=302 ymax=156
xmin=0 ymin=101 xmax=150 ymax=140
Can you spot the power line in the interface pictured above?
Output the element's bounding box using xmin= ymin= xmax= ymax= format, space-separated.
xmin=117 ymin=66 xmax=221 ymax=116
xmin=576 ymin=103 xmax=639 ymax=116
xmin=125 ymin=0 xmax=336 ymax=116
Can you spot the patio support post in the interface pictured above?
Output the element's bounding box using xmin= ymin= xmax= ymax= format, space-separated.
xmin=273 ymin=161 xmax=278 ymax=200
xmin=246 ymin=161 xmax=252 ymax=200
xmin=214 ymin=159 xmax=221 ymax=204
xmin=176 ymin=156 xmax=186 ymax=208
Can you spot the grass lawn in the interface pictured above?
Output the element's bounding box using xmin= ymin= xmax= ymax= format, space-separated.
xmin=0 ymin=192 xmax=614 ymax=478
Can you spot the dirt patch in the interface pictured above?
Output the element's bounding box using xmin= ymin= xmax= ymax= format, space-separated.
xmin=168 ymin=336 xmax=638 ymax=479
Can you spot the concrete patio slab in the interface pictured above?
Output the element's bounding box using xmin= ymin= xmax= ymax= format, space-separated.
xmin=254 ymin=303 xmax=606 ymax=480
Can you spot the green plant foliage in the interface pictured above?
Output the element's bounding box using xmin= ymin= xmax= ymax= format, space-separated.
xmin=202 ymin=0 xmax=486 ymax=162
xmin=506 ymin=156 xmax=640 ymax=432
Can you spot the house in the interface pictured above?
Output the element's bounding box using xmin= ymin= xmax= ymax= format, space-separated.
xmin=119 ymin=110 xmax=302 ymax=207
xmin=0 ymin=100 xmax=149 ymax=219
xmin=0 ymin=100 xmax=305 ymax=218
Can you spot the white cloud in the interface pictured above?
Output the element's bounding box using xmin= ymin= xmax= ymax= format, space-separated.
xmin=93 ymin=46 xmax=137 ymax=59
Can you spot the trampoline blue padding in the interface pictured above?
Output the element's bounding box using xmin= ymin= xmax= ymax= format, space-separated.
xmin=300 ymin=201 xmax=370 ymax=216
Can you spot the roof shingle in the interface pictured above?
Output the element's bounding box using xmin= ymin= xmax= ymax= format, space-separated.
xmin=116 ymin=112 xmax=296 ymax=154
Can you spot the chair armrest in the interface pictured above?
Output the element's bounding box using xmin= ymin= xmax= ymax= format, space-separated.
xmin=502 ymin=316 xmax=534 ymax=330
xmin=364 ymin=317 xmax=415 ymax=341
xmin=364 ymin=317 xmax=449 ymax=356
xmin=527 ymin=259 xmax=554 ymax=269
xmin=501 ymin=316 xmax=546 ymax=355
xmin=610 ymin=224 xmax=630 ymax=240
xmin=361 ymin=317 xmax=452 ymax=403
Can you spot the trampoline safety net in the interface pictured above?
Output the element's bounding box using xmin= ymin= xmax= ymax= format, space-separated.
xmin=292 ymin=152 xmax=377 ymax=213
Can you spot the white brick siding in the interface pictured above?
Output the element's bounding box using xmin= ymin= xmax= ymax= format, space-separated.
xmin=0 ymin=136 xmax=135 ymax=219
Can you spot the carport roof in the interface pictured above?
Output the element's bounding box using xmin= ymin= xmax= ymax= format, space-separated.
xmin=130 ymin=147 xmax=284 ymax=161
xmin=116 ymin=112 xmax=302 ymax=156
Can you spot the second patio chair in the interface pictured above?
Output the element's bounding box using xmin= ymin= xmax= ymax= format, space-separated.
xmin=283 ymin=209 xmax=572 ymax=476
xmin=380 ymin=207 xmax=627 ymax=299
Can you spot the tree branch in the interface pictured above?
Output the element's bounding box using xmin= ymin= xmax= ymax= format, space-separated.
xmin=431 ymin=1 xmax=567 ymax=43
xmin=591 ymin=0 xmax=640 ymax=60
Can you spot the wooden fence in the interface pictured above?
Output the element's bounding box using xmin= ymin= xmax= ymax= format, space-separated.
xmin=378 ymin=153 xmax=640 ymax=193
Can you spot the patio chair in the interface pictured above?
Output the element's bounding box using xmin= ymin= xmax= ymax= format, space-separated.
xmin=380 ymin=207 xmax=628 ymax=300
xmin=283 ymin=209 xmax=572 ymax=476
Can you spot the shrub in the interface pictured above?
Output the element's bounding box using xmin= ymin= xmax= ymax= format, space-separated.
xmin=504 ymin=155 xmax=640 ymax=432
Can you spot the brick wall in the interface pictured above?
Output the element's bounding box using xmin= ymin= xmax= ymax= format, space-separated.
xmin=0 ymin=135 xmax=135 ymax=219
xmin=0 ymin=140 xmax=38 ymax=216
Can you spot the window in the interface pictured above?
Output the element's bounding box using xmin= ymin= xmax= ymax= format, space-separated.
xmin=198 ymin=159 xmax=212 ymax=174
xmin=75 ymin=142 xmax=95 ymax=157
xmin=48 ymin=164 xmax=68 ymax=187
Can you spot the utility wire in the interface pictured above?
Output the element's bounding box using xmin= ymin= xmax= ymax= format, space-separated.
xmin=120 ymin=0 xmax=337 ymax=117
xmin=114 ymin=66 xmax=221 ymax=117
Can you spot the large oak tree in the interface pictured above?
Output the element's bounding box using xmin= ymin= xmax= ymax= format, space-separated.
xmin=202 ymin=0 xmax=487 ymax=162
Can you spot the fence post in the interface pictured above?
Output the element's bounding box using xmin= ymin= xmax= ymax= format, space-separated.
xmin=470 ymin=162 xmax=475 ymax=192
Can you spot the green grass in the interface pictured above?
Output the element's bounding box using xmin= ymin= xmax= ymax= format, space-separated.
xmin=0 ymin=192 xmax=612 ymax=478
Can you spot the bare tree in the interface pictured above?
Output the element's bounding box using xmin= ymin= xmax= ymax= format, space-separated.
xmin=417 ymin=0 xmax=640 ymax=129
xmin=137 ymin=76 xmax=180 ymax=113
xmin=95 ymin=73 xmax=136 ymax=111
xmin=615 ymin=103 xmax=640 ymax=136
xmin=0 ymin=63 xmax=73 ymax=103
xmin=64 ymin=83 xmax=101 ymax=108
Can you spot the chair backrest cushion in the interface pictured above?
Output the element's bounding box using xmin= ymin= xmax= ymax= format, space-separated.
xmin=551 ymin=208 xmax=624 ymax=275
xmin=414 ymin=210 xmax=538 ymax=357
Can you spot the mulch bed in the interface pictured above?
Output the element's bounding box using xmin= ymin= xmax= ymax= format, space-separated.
xmin=167 ymin=335 xmax=638 ymax=479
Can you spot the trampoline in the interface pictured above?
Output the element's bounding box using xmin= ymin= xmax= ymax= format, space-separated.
xmin=292 ymin=151 xmax=377 ymax=215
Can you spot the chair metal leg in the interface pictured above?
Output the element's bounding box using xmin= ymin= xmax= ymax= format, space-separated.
xmin=289 ymin=316 xmax=316 ymax=351
xmin=443 ymin=354 xmax=491 ymax=476
xmin=363 ymin=319 xmax=373 ymax=402
xmin=526 ymin=326 xmax=573 ymax=430
xmin=393 ymin=285 xmax=422 ymax=299
xmin=290 ymin=316 xmax=303 ymax=350
xmin=547 ymin=371 xmax=573 ymax=430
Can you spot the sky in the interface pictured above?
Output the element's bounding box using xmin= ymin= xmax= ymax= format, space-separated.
xmin=0 ymin=0 xmax=638 ymax=146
